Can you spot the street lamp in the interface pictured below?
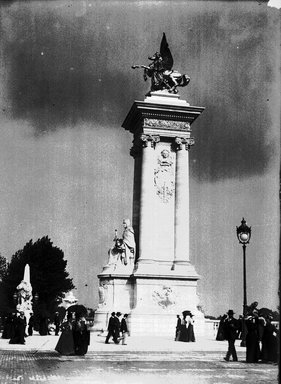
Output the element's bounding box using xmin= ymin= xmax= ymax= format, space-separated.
xmin=236 ymin=217 xmax=251 ymax=346
xmin=13 ymin=292 xmax=18 ymax=304
xmin=33 ymin=292 xmax=39 ymax=307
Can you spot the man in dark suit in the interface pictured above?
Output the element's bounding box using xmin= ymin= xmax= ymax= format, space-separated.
xmin=105 ymin=312 xmax=117 ymax=344
xmin=223 ymin=309 xmax=239 ymax=361
xmin=114 ymin=312 xmax=122 ymax=344
xmin=120 ymin=314 xmax=129 ymax=345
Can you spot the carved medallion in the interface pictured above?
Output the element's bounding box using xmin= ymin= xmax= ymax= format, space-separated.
xmin=152 ymin=286 xmax=176 ymax=309
xmin=154 ymin=149 xmax=175 ymax=203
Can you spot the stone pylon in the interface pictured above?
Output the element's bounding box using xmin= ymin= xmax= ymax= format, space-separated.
xmin=94 ymin=91 xmax=205 ymax=336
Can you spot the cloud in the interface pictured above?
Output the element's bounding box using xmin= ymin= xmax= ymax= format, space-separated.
xmin=268 ymin=0 xmax=281 ymax=8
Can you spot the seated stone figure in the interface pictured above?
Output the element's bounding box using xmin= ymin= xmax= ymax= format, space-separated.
xmin=106 ymin=219 xmax=136 ymax=268
xmin=107 ymin=238 xmax=124 ymax=268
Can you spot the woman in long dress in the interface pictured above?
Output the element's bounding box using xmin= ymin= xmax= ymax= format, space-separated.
xmin=9 ymin=312 xmax=26 ymax=344
xmin=186 ymin=313 xmax=196 ymax=342
xmin=177 ymin=315 xmax=188 ymax=342
xmin=73 ymin=313 xmax=90 ymax=356
xmin=245 ymin=310 xmax=260 ymax=363
xmin=261 ymin=315 xmax=279 ymax=363
xmin=216 ymin=314 xmax=227 ymax=341
xmin=55 ymin=313 xmax=75 ymax=355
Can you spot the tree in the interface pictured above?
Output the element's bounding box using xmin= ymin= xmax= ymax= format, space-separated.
xmin=0 ymin=254 xmax=8 ymax=282
xmin=1 ymin=236 xmax=75 ymax=315
xmin=0 ymin=254 xmax=9 ymax=315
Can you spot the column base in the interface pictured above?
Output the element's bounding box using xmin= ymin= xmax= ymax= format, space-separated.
xmin=134 ymin=260 xmax=200 ymax=279
xmin=129 ymin=274 xmax=205 ymax=336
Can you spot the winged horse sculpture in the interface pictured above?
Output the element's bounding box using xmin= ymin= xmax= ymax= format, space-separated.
xmin=132 ymin=33 xmax=190 ymax=94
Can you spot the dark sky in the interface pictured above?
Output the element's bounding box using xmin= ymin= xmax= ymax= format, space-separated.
xmin=0 ymin=0 xmax=279 ymax=315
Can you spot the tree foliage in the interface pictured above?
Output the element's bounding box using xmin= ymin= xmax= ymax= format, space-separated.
xmin=0 ymin=254 xmax=8 ymax=281
xmin=0 ymin=254 xmax=9 ymax=314
xmin=1 ymin=236 xmax=75 ymax=315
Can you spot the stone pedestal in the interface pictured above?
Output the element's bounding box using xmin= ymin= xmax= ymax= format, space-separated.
xmin=94 ymin=91 xmax=205 ymax=337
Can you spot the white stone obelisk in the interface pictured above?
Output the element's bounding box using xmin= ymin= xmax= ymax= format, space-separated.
xmin=23 ymin=263 xmax=30 ymax=284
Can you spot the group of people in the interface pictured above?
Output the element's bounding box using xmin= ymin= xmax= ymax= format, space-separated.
xmin=55 ymin=312 xmax=90 ymax=356
xmin=2 ymin=311 xmax=61 ymax=344
xmin=219 ymin=306 xmax=279 ymax=363
xmin=105 ymin=312 xmax=129 ymax=345
xmin=175 ymin=311 xmax=195 ymax=342
xmin=2 ymin=311 xmax=27 ymax=345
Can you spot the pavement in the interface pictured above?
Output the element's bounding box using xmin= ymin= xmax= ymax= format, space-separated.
xmin=0 ymin=332 xmax=279 ymax=384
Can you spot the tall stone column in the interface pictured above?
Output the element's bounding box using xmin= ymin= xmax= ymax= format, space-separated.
xmin=137 ymin=134 xmax=159 ymax=266
xmin=174 ymin=137 xmax=195 ymax=266
xmin=117 ymin=92 xmax=205 ymax=336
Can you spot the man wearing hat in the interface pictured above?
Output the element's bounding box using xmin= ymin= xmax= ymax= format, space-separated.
xmin=114 ymin=312 xmax=122 ymax=343
xmin=223 ymin=310 xmax=239 ymax=361
xmin=105 ymin=312 xmax=117 ymax=344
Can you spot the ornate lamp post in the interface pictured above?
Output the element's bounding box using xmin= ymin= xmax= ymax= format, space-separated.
xmin=236 ymin=217 xmax=251 ymax=346
xmin=13 ymin=292 xmax=18 ymax=305
xmin=33 ymin=292 xmax=39 ymax=303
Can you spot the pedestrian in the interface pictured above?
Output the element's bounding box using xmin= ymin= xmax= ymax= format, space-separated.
xmin=55 ymin=312 xmax=75 ymax=356
xmin=223 ymin=309 xmax=239 ymax=362
xmin=175 ymin=315 xmax=181 ymax=341
xmin=261 ymin=314 xmax=279 ymax=363
xmin=120 ymin=314 xmax=129 ymax=345
xmin=39 ymin=313 xmax=49 ymax=335
xmin=245 ymin=309 xmax=261 ymax=363
xmin=54 ymin=312 xmax=60 ymax=336
xmin=9 ymin=311 xmax=26 ymax=345
xmin=2 ymin=313 xmax=16 ymax=339
xmin=115 ymin=312 xmax=122 ymax=343
xmin=186 ymin=313 xmax=195 ymax=342
xmin=73 ymin=312 xmax=90 ymax=356
xmin=177 ymin=313 xmax=188 ymax=342
xmin=216 ymin=314 xmax=227 ymax=341
xmin=28 ymin=313 xmax=34 ymax=336
xmin=105 ymin=312 xmax=117 ymax=344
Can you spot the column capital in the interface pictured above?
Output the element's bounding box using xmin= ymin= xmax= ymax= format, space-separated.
xmin=130 ymin=134 xmax=160 ymax=157
xmin=174 ymin=137 xmax=195 ymax=151
xmin=140 ymin=134 xmax=160 ymax=148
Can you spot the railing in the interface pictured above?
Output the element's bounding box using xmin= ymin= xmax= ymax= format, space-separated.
xmin=205 ymin=319 xmax=220 ymax=338
xmin=204 ymin=319 xmax=279 ymax=339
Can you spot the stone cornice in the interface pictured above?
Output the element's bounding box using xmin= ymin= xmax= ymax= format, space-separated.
xmin=122 ymin=100 xmax=205 ymax=134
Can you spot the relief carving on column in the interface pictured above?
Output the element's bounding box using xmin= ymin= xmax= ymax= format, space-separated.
xmin=154 ymin=149 xmax=175 ymax=203
xmin=174 ymin=136 xmax=195 ymax=151
xmin=130 ymin=134 xmax=160 ymax=157
xmin=144 ymin=118 xmax=191 ymax=131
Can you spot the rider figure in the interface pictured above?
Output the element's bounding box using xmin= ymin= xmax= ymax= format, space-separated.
xmin=132 ymin=33 xmax=190 ymax=94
